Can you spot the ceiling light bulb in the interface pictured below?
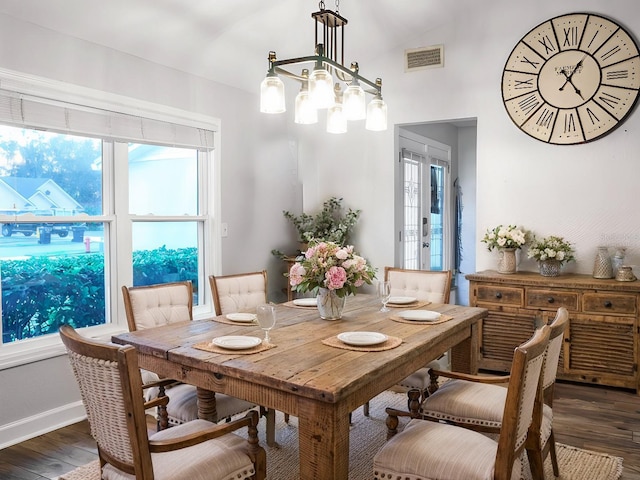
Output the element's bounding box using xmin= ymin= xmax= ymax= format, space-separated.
xmin=365 ymin=96 xmax=387 ymax=131
xmin=309 ymin=68 xmax=334 ymax=109
xmin=343 ymin=83 xmax=366 ymax=120
xmin=294 ymin=90 xmax=318 ymax=124
xmin=260 ymin=75 xmax=286 ymax=114
xmin=327 ymin=103 xmax=347 ymax=134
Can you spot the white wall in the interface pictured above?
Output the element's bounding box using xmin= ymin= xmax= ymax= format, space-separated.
xmin=305 ymin=0 xmax=640 ymax=279
xmin=3 ymin=0 xmax=640 ymax=445
xmin=0 ymin=13 xmax=294 ymax=446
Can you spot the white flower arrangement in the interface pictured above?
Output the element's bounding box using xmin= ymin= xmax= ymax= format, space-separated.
xmin=481 ymin=224 xmax=528 ymax=251
xmin=527 ymin=235 xmax=575 ymax=265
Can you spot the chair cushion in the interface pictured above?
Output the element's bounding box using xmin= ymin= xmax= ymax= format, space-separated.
xmin=420 ymin=379 xmax=507 ymax=428
xmin=127 ymin=285 xmax=191 ymax=330
xmin=102 ymin=419 xmax=256 ymax=480
xmin=373 ymin=419 xmax=520 ymax=480
xmin=164 ymin=384 xmax=255 ymax=425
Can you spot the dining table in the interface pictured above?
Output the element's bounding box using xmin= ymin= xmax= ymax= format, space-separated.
xmin=112 ymin=294 xmax=487 ymax=479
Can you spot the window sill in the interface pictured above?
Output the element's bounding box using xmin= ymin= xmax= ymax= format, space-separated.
xmin=0 ymin=324 xmax=128 ymax=370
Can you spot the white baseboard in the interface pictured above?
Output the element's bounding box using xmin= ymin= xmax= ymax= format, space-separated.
xmin=0 ymin=401 xmax=87 ymax=449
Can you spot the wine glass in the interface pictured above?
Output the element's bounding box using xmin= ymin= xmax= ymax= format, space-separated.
xmin=377 ymin=281 xmax=391 ymax=312
xmin=256 ymin=304 xmax=277 ymax=343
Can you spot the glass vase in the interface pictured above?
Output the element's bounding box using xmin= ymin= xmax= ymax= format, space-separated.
xmin=539 ymin=259 xmax=562 ymax=277
xmin=497 ymin=248 xmax=517 ymax=274
xmin=317 ymin=287 xmax=346 ymax=320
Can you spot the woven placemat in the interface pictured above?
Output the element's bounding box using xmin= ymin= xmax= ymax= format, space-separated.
xmin=389 ymin=313 xmax=453 ymax=325
xmin=321 ymin=335 xmax=403 ymax=352
xmin=281 ymin=300 xmax=318 ymax=309
xmin=212 ymin=317 xmax=257 ymax=326
xmin=386 ymin=300 xmax=431 ymax=309
xmin=192 ymin=341 xmax=277 ymax=355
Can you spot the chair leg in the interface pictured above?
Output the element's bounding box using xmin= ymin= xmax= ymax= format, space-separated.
xmin=548 ymin=430 xmax=560 ymax=477
xmin=265 ymin=408 xmax=276 ymax=447
xmin=363 ymin=401 xmax=370 ymax=417
xmin=526 ymin=447 xmax=545 ymax=480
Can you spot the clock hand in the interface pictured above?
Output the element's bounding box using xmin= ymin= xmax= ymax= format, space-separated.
xmin=558 ymin=56 xmax=586 ymax=99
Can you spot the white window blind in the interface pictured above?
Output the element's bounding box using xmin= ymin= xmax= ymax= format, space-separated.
xmin=0 ymin=90 xmax=215 ymax=149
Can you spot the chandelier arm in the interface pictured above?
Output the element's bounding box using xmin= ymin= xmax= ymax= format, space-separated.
xmin=271 ymin=55 xmax=381 ymax=95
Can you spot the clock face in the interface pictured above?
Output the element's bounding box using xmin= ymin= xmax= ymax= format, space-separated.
xmin=502 ymin=13 xmax=640 ymax=144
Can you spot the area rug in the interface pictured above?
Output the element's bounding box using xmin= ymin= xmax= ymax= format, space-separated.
xmin=58 ymin=390 xmax=624 ymax=480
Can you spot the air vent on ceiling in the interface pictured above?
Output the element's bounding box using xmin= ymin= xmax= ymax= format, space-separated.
xmin=405 ymin=45 xmax=444 ymax=72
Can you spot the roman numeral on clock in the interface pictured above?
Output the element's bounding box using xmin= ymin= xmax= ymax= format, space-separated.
xmin=518 ymin=93 xmax=540 ymax=115
xmin=562 ymin=27 xmax=580 ymax=47
xmin=564 ymin=112 xmax=576 ymax=133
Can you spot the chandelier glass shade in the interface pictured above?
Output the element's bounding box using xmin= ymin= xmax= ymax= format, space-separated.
xmin=259 ymin=3 xmax=387 ymax=133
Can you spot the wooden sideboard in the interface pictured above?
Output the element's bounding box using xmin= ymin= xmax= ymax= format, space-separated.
xmin=466 ymin=271 xmax=639 ymax=393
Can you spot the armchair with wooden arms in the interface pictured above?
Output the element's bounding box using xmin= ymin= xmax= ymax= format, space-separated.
xmin=375 ymin=325 xmax=550 ymax=480
xmin=122 ymin=281 xmax=256 ymax=428
xmin=420 ymin=307 xmax=569 ymax=479
xmin=59 ymin=324 xmax=266 ymax=480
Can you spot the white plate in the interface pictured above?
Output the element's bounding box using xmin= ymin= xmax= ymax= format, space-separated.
xmin=337 ymin=331 xmax=388 ymax=346
xmin=211 ymin=336 xmax=262 ymax=350
xmin=293 ymin=298 xmax=317 ymax=307
xmin=387 ymin=296 xmax=417 ymax=305
xmin=397 ymin=310 xmax=441 ymax=322
xmin=226 ymin=313 xmax=257 ymax=323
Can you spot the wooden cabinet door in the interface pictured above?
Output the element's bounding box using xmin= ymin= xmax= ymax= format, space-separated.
xmin=561 ymin=313 xmax=637 ymax=389
xmin=479 ymin=311 xmax=538 ymax=372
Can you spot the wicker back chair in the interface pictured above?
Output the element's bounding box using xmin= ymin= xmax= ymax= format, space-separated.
xmin=122 ymin=281 xmax=255 ymax=427
xmin=376 ymin=325 xmax=550 ymax=480
xmin=59 ymin=324 xmax=266 ymax=480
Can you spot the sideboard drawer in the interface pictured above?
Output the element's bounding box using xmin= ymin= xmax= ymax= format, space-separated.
xmin=583 ymin=293 xmax=637 ymax=315
xmin=475 ymin=285 xmax=523 ymax=306
xmin=526 ymin=289 xmax=579 ymax=311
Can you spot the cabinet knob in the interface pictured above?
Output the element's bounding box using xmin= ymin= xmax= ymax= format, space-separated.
xmin=547 ymin=297 xmax=555 ymax=304
xmin=604 ymin=301 xmax=612 ymax=308
xmin=495 ymin=292 xmax=502 ymax=299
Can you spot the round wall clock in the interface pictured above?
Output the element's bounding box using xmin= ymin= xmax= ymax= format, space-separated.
xmin=502 ymin=13 xmax=640 ymax=144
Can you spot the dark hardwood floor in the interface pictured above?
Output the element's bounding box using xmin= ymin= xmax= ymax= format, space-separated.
xmin=0 ymin=381 xmax=639 ymax=479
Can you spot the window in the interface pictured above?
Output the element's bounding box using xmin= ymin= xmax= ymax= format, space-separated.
xmin=0 ymin=69 xmax=220 ymax=368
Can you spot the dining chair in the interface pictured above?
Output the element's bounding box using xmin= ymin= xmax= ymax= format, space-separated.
xmin=418 ymin=307 xmax=568 ymax=479
xmin=208 ymin=270 xmax=282 ymax=445
xmin=384 ymin=266 xmax=453 ymax=403
xmin=374 ymin=324 xmax=550 ymax=480
xmin=59 ymin=324 xmax=266 ymax=480
xmin=122 ymin=281 xmax=256 ymax=428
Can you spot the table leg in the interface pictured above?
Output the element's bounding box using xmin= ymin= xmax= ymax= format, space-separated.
xmin=196 ymin=387 xmax=218 ymax=422
xmin=449 ymin=323 xmax=479 ymax=374
xmin=297 ymin=397 xmax=350 ymax=479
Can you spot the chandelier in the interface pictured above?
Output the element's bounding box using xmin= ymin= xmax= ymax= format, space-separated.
xmin=259 ymin=1 xmax=387 ymax=133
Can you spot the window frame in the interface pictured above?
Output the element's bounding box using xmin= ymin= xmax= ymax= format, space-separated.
xmin=0 ymin=68 xmax=221 ymax=369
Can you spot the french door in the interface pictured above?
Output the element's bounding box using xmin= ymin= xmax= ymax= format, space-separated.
xmin=398 ymin=135 xmax=451 ymax=271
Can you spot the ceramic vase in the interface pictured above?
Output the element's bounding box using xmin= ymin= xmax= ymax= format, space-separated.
xmin=497 ymin=248 xmax=518 ymax=274
xmin=317 ymin=288 xmax=346 ymax=320
xmin=592 ymin=246 xmax=613 ymax=279
xmin=539 ymin=259 xmax=562 ymax=277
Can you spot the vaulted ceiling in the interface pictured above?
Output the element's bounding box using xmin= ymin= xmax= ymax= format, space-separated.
xmin=0 ymin=0 xmax=467 ymax=94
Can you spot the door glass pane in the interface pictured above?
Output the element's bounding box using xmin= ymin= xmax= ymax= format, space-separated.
xmin=0 ymin=126 xmax=106 ymax=343
xmin=129 ymin=144 xmax=198 ymax=215
xmin=402 ymin=152 xmax=421 ymax=270
xmin=430 ymin=164 xmax=445 ymax=271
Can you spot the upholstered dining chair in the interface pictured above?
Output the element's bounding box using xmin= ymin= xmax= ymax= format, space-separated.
xmin=374 ymin=324 xmax=550 ymax=480
xmin=208 ymin=270 xmax=281 ymax=445
xmin=384 ymin=267 xmax=453 ymax=404
xmin=122 ymin=281 xmax=256 ymax=428
xmin=59 ymin=324 xmax=266 ymax=480
xmin=421 ymin=307 xmax=569 ymax=479
xmin=209 ymin=270 xmax=268 ymax=316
